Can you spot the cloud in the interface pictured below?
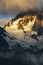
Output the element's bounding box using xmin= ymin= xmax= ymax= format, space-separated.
xmin=0 ymin=0 xmax=43 ymax=15
xmin=0 ymin=17 xmax=12 ymax=27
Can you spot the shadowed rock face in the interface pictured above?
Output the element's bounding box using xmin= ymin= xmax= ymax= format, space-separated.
xmin=0 ymin=27 xmax=7 ymax=36
xmin=0 ymin=35 xmax=9 ymax=48
xmin=38 ymin=14 xmax=43 ymax=20
xmin=37 ymin=26 xmax=43 ymax=36
xmin=0 ymin=10 xmax=43 ymax=65
xmin=11 ymin=10 xmax=43 ymax=21
xmin=0 ymin=27 xmax=43 ymax=65
xmin=0 ymin=44 xmax=43 ymax=65
xmin=0 ymin=27 xmax=9 ymax=49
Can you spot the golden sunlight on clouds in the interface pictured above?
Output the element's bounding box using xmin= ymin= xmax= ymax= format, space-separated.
xmin=4 ymin=0 xmax=42 ymax=10
xmin=0 ymin=0 xmax=43 ymax=14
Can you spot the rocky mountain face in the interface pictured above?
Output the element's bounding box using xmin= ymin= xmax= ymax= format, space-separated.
xmin=0 ymin=27 xmax=9 ymax=49
xmin=0 ymin=27 xmax=43 ymax=65
xmin=4 ymin=11 xmax=43 ymax=39
xmin=4 ymin=11 xmax=43 ymax=29
xmin=0 ymin=11 xmax=43 ymax=65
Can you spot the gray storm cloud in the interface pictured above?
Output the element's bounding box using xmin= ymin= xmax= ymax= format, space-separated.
xmin=0 ymin=0 xmax=43 ymax=15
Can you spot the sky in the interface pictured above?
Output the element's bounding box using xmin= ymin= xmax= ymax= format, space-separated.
xmin=0 ymin=0 xmax=43 ymax=27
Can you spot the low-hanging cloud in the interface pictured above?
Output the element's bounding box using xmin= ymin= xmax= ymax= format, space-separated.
xmin=0 ymin=0 xmax=43 ymax=15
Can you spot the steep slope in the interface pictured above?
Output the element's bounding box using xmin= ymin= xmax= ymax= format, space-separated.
xmin=0 ymin=27 xmax=9 ymax=50
xmin=4 ymin=12 xmax=43 ymax=41
xmin=3 ymin=11 xmax=43 ymax=51
xmin=0 ymin=25 xmax=43 ymax=65
xmin=0 ymin=11 xmax=43 ymax=65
